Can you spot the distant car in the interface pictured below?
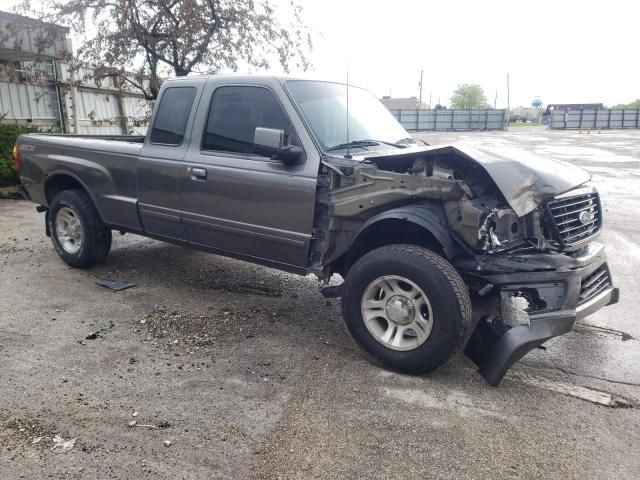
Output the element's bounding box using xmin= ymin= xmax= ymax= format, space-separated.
xmin=15 ymin=75 xmax=619 ymax=385
xmin=509 ymin=115 xmax=528 ymax=123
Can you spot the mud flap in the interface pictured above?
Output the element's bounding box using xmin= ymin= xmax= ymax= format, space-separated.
xmin=464 ymin=312 xmax=575 ymax=386
xmin=44 ymin=209 xmax=51 ymax=237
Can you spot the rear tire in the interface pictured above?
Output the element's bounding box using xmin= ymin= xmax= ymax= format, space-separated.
xmin=48 ymin=189 xmax=112 ymax=268
xmin=342 ymin=244 xmax=471 ymax=374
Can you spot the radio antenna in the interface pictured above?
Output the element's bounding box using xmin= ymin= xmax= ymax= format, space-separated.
xmin=345 ymin=70 xmax=352 ymax=159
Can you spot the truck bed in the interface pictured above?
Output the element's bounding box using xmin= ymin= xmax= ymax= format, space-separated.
xmin=18 ymin=133 xmax=144 ymax=232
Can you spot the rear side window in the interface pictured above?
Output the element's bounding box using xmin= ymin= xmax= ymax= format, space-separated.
xmin=202 ymin=86 xmax=299 ymax=155
xmin=150 ymin=87 xmax=196 ymax=145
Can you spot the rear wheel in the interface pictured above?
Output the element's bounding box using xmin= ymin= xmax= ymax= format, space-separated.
xmin=48 ymin=189 xmax=112 ymax=268
xmin=342 ymin=244 xmax=471 ymax=374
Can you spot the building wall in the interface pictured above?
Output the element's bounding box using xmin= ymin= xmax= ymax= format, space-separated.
xmin=0 ymin=59 xmax=153 ymax=134
xmin=0 ymin=11 xmax=153 ymax=134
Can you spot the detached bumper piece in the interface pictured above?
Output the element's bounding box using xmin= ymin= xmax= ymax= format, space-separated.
xmin=463 ymin=244 xmax=619 ymax=386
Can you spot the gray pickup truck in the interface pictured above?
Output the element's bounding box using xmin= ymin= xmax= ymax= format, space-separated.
xmin=16 ymin=75 xmax=619 ymax=385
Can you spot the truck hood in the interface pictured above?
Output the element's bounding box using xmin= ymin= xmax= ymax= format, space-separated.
xmin=361 ymin=144 xmax=592 ymax=217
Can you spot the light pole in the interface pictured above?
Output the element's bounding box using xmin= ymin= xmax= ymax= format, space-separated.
xmin=418 ymin=69 xmax=424 ymax=109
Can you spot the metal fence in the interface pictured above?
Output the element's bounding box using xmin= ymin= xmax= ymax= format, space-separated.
xmin=389 ymin=109 xmax=506 ymax=131
xmin=0 ymin=62 xmax=152 ymax=134
xmin=0 ymin=81 xmax=61 ymax=128
xmin=550 ymin=109 xmax=640 ymax=130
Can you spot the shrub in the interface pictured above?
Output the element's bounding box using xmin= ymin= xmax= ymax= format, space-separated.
xmin=0 ymin=125 xmax=40 ymax=187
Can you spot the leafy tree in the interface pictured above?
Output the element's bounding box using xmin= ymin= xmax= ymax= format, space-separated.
xmin=17 ymin=0 xmax=312 ymax=99
xmin=449 ymin=84 xmax=489 ymax=109
xmin=610 ymin=99 xmax=640 ymax=109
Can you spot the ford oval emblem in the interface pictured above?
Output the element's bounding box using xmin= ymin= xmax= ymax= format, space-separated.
xmin=579 ymin=210 xmax=595 ymax=224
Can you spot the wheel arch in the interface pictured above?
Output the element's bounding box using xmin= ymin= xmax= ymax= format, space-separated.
xmin=44 ymin=171 xmax=105 ymax=222
xmin=340 ymin=202 xmax=458 ymax=275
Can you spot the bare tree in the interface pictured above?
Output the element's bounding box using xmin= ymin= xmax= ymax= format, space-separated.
xmin=17 ymin=0 xmax=312 ymax=99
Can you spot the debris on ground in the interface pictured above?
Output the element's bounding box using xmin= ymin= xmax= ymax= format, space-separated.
xmin=192 ymin=266 xmax=285 ymax=297
xmin=140 ymin=304 xmax=294 ymax=350
xmin=85 ymin=331 xmax=101 ymax=340
xmin=95 ymin=276 xmax=137 ymax=291
xmin=127 ymin=419 xmax=169 ymax=429
xmin=510 ymin=372 xmax=635 ymax=408
xmin=164 ymin=440 xmax=172 ymax=447
xmin=52 ymin=434 xmax=76 ymax=453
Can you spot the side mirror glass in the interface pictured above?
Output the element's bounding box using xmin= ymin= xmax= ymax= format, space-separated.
xmin=254 ymin=127 xmax=305 ymax=165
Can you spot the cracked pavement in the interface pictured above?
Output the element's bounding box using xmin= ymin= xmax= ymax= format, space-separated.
xmin=1 ymin=127 xmax=639 ymax=479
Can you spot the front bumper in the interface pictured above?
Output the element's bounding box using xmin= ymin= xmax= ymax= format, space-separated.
xmin=459 ymin=238 xmax=619 ymax=385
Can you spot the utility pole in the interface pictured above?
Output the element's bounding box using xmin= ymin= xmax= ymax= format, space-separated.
xmin=418 ymin=70 xmax=423 ymax=109
xmin=506 ymin=73 xmax=510 ymax=128
xmin=506 ymin=73 xmax=510 ymax=113
xmin=494 ymin=90 xmax=498 ymax=109
xmin=429 ymin=91 xmax=432 ymax=109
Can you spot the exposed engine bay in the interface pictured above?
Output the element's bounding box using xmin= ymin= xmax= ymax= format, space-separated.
xmin=312 ymin=144 xmax=594 ymax=275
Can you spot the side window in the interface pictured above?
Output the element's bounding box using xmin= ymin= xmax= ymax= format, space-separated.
xmin=150 ymin=87 xmax=196 ymax=145
xmin=202 ymin=86 xmax=300 ymax=155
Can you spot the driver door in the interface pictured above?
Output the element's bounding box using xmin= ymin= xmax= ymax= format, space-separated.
xmin=179 ymin=83 xmax=317 ymax=270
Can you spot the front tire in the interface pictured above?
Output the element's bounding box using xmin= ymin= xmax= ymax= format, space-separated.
xmin=342 ymin=245 xmax=471 ymax=374
xmin=48 ymin=189 xmax=112 ymax=268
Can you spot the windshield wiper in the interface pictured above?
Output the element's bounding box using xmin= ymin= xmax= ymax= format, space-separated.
xmin=326 ymin=139 xmax=407 ymax=152
xmin=326 ymin=140 xmax=379 ymax=151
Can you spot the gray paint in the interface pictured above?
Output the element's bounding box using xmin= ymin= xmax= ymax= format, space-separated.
xmin=19 ymin=75 xmax=322 ymax=272
xmin=358 ymin=144 xmax=591 ymax=217
xmin=16 ymin=73 xmax=618 ymax=385
xmin=19 ymin=74 xmax=594 ymax=264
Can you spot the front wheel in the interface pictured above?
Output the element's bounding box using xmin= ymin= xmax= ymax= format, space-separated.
xmin=48 ymin=189 xmax=112 ymax=268
xmin=342 ymin=245 xmax=471 ymax=374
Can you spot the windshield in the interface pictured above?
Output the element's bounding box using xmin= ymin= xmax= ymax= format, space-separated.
xmin=285 ymin=80 xmax=411 ymax=151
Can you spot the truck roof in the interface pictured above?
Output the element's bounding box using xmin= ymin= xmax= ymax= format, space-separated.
xmin=163 ymin=74 xmax=340 ymax=85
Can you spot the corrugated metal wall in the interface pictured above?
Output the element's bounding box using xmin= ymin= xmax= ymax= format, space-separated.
xmin=0 ymin=81 xmax=60 ymax=127
xmin=550 ymin=110 xmax=640 ymax=129
xmin=75 ymin=89 xmax=122 ymax=134
xmin=0 ymin=62 xmax=152 ymax=134
xmin=389 ymin=109 xmax=506 ymax=131
xmin=123 ymin=95 xmax=153 ymax=135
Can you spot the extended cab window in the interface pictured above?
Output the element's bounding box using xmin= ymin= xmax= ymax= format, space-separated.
xmin=202 ymin=86 xmax=299 ymax=155
xmin=150 ymin=87 xmax=196 ymax=145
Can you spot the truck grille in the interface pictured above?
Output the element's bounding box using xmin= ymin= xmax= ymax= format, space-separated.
xmin=579 ymin=265 xmax=611 ymax=304
xmin=545 ymin=191 xmax=601 ymax=247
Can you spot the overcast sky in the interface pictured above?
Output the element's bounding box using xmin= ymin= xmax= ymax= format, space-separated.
xmin=293 ymin=0 xmax=639 ymax=108
xmin=7 ymin=0 xmax=639 ymax=108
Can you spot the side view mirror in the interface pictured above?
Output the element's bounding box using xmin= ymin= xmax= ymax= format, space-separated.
xmin=254 ymin=127 xmax=305 ymax=165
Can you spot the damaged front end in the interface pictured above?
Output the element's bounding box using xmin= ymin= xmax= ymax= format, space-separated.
xmin=314 ymin=144 xmax=619 ymax=385
xmin=458 ymin=238 xmax=619 ymax=385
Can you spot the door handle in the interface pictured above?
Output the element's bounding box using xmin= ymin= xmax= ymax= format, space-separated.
xmin=189 ymin=167 xmax=207 ymax=179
